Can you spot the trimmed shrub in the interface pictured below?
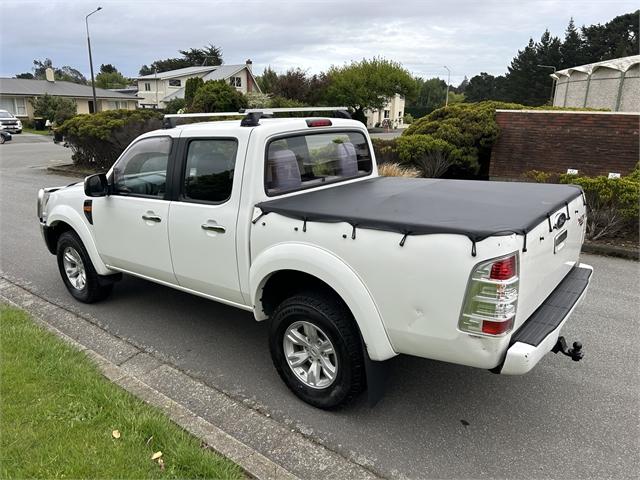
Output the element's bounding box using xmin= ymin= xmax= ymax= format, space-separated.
xmin=559 ymin=169 xmax=639 ymax=241
xmin=163 ymin=97 xmax=186 ymax=114
xmin=184 ymin=77 xmax=204 ymax=108
xmin=403 ymin=113 xmax=414 ymax=124
xmin=371 ymin=138 xmax=400 ymax=164
xmin=396 ymin=135 xmax=464 ymax=178
xmin=190 ymin=80 xmax=247 ymax=113
xmin=59 ymin=109 xmax=163 ymax=170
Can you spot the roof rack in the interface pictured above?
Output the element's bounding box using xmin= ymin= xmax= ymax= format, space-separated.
xmin=162 ymin=106 xmax=351 ymax=129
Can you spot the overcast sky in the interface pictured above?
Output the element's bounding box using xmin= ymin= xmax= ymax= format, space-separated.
xmin=0 ymin=0 xmax=636 ymax=84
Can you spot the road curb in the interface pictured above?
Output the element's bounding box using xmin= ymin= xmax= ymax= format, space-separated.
xmin=582 ymin=242 xmax=638 ymax=261
xmin=47 ymin=164 xmax=93 ymax=178
xmin=0 ymin=277 xmax=382 ymax=480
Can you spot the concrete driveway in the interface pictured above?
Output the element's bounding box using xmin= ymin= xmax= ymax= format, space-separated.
xmin=1 ymin=140 xmax=638 ymax=479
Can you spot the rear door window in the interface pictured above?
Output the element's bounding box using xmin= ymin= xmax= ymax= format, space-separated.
xmin=182 ymin=139 xmax=238 ymax=203
xmin=265 ymin=131 xmax=372 ymax=196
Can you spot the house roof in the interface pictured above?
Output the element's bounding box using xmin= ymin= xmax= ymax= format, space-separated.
xmin=0 ymin=78 xmax=138 ymax=100
xmin=137 ymin=66 xmax=217 ymax=80
xmin=161 ymin=64 xmax=261 ymax=102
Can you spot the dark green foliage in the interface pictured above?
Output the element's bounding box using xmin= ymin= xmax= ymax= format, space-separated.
xmin=371 ymin=138 xmax=400 ymax=164
xmin=184 ymin=77 xmax=204 ymax=107
xmin=59 ymin=110 xmax=163 ymax=170
xmin=256 ymin=66 xmax=279 ymax=93
xmin=30 ymin=94 xmax=77 ymax=125
xmin=163 ymin=98 xmax=186 ymax=114
xmin=465 ymin=73 xmax=508 ymax=103
xmin=95 ymin=64 xmax=129 ymax=89
xmin=139 ymin=44 xmax=223 ymax=76
xmin=31 ymin=58 xmax=87 ymax=84
xmin=189 ymin=80 xmax=247 ymax=113
xmin=581 ymin=11 xmax=639 ymax=62
xmin=15 ymin=72 xmax=34 ymax=79
xmin=560 ymin=18 xmax=587 ymax=69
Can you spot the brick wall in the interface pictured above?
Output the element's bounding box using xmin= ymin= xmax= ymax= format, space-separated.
xmin=489 ymin=110 xmax=639 ymax=179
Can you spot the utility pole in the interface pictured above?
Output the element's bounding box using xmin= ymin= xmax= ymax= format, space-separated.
xmin=443 ymin=66 xmax=451 ymax=107
xmin=537 ymin=65 xmax=557 ymax=105
xmin=85 ymin=6 xmax=102 ymax=114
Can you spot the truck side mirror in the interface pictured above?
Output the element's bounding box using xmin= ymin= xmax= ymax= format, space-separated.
xmin=84 ymin=173 xmax=109 ymax=197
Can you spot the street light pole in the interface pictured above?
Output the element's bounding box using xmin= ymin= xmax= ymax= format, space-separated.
xmin=86 ymin=6 xmax=102 ymax=114
xmin=443 ymin=65 xmax=451 ymax=107
xmin=537 ymin=64 xmax=557 ymax=105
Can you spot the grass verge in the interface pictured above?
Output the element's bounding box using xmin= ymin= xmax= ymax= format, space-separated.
xmin=0 ymin=305 xmax=244 ymax=479
xmin=21 ymin=128 xmax=52 ymax=136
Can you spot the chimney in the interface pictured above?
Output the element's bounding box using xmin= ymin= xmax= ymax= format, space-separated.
xmin=245 ymin=59 xmax=253 ymax=73
xmin=45 ymin=68 xmax=55 ymax=82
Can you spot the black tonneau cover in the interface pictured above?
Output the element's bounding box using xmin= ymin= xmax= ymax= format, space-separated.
xmin=256 ymin=177 xmax=583 ymax=254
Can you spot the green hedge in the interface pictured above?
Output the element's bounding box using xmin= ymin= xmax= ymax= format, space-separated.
xmin=59 ymin=110 xmax=163 ymax=171
xmin=524 ymin=167 xmax=640 ymax=241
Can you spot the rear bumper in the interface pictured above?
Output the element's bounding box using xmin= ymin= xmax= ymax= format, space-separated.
xmin=497 ymin=263 xmax=593 ymax=375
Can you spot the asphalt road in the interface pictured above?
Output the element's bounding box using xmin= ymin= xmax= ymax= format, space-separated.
xmin=1 ymin=139 xmax=639 ymax=479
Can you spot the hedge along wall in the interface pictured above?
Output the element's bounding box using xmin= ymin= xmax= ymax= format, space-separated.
xmin=489 ymin=110 xmax=639 ymax=180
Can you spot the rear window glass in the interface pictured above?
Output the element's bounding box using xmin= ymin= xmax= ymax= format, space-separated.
xmin=265 ymin=131 xmax=372 ymax=196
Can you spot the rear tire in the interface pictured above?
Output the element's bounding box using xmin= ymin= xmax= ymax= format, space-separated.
xmin=269 ymin=291 xmax=365 ymax=409
xmin=56 ymin=231 xmax=113 ymax=303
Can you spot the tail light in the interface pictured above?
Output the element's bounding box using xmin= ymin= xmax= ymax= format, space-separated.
xmin=458 ymin=253 xmax=519 ymax=337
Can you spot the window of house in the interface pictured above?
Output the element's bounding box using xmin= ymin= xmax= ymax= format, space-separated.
xmin=229 ymin=77 xmax=242 ymax=87
xmin=0 ymin=97 xmax=26 ymax=116
xmin=15 ymin=98 xmax=26 ymax=116
xmin=112 ymin=137 xmax=172 ymax=198
xmin=168 ymin=79 xmax=181 ymax=87
xmin=182 ymin=139 xmax=238 ymax=203
xmin=144 ymin=83 xmax=151 ymax=91
xmin=384 ymin=110 xmax=390 ymax=119
xmin=265 ymin=131 xmax=373 ymax=196
xmin=398 ymin=111 xmax=403 ymax=118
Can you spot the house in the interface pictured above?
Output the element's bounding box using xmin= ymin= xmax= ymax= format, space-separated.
xmin=0 ymin=69 xmax=138 ymax=119
xmin=551 ymin=55 xmax=639 ymax=112
xmin=137 ymin=60 xmax=261 ymax=109
xmin=365 ymin=94 xmax=406 ymax=129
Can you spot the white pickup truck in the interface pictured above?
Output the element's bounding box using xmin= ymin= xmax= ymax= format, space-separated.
xmin=38 ymin=108 xmax=592 ymax=408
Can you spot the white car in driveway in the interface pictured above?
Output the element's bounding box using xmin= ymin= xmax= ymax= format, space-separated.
xmin=37 ymin=107 xmax=592 ymax=408
xmin=0 ymin=110 xmax=22 ymax=134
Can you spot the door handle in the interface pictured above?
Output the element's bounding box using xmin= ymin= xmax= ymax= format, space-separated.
xmin=201 ymin=224 xmax=226 ymax=233
xmin=142 ymin=214 xmax=162 ymax=223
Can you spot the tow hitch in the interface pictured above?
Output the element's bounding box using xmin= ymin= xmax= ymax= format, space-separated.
xmin=552 ymin=336 xmax=584 ymax=361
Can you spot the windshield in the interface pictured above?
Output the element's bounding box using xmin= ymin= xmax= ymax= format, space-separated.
xmin=0 ymin=111 xmax=14 ymax=119
xmin=265 ymin=130 xmax=373 ymax=196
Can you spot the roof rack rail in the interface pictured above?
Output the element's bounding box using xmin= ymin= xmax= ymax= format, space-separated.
xmin=162 ymin=106 xmax=351 ymax=128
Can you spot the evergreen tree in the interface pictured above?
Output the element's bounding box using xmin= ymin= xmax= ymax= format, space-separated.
xmin=504 ymin=39 xmax=542 ymax=105
xmin=581 ymin=11 xmax=639 ymax=62
xmin=560 ymin=18 xmax=586 ymax=68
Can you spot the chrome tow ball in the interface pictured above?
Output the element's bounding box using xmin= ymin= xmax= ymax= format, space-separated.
xmin=552 ymin=336 xmax=584 ymax=362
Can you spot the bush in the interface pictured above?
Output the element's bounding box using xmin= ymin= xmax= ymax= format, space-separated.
xmin=378 ymin=163 xmax=420 ymax=177
xmin=31 ymin=94 xmax=77 ymax=125
xmin=371 ymin=138 xmax=399 ymax=164
xmin=184 ymin=77 xmax=204 ymax=108
xmin=559 ymin=170 xmax=639 ymax=241
xmin=403 ymin=113 xmax=414 ymax=124
xmin=403 ymin=101 xmax=528 ymax=176
xmin=396 ymin=135 xmax=464 ymax=177
xmin=164 ymin=97 xmax=186 ymax=114
xmin=190 ymin=80 xmax=247 ymax=113
xmin=59 ymin=109 xmax=163 ymax=170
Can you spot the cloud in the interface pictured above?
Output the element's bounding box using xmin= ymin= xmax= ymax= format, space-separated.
xmin=0 ymin=0 xmax=636 ymax=84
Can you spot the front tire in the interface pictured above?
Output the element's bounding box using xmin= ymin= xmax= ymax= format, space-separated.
xmin=56 ymin=231 xmax=112 ymax=303
xmin=269 ymin=291 xmax=365 ymax=409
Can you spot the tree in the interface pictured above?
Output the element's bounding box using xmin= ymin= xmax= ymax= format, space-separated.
xmin=581 ymin=11 xmax=639 ymax=62
xmin=95 ymin=64 xmax=129 ymax=89
xmin=325 ymin=58 xmax=416 ymax=123
xmin=31 ymin=94 xmax=77 ymax=124
xmin=256 ymin=66 xmax=279 ymax=93
xmin=560 ymin=18 xmax=586 ymax=68
xmin=455 ymin=76 xmax=469 ymax=94
xmin=189 ymin=80 xmax=247 ymax=113
xmin=15 ymin=72 xmax=34 ymax=79
xmin=271 ymin=68 xmax=309 ymax=102
xmin=139 ymin=44 xmax=223 ymax=76
xmin=164 ymin=98 xmax=186 ymax=114
xmin=464 ymin=73 xmax=508 ymax=102
xmin=184 ymin=77 xmax=204 ymax=107
xmin=31 ymin=58 xmax=87 ymax=84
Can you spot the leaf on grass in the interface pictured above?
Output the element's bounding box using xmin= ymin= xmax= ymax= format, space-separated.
xmin=151 ymin=451 xmax=163 ymax=460
xmin=112 ymin=430 xmax=121 ymax=439
xmin=158 ymin=458 xmax=165 ymax=470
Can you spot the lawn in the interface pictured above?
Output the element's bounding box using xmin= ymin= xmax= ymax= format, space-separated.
xmin=21 ymin=127 xmax=52 ymax=136
xmin=0 ymin=305 xmax=244 ymax=479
